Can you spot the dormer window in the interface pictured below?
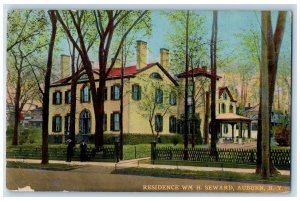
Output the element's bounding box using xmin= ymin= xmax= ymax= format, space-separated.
xmin=150 ymin=72 xmax=162 ymax=80
xmin=223 ymin=92 xmax=227 ymax=100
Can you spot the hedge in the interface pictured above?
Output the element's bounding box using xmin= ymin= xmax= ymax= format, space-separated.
xmin=48 ymin=133 xmax=184 ymax=145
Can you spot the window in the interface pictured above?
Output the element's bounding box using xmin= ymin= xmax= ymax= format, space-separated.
xmin=52 ymin=115 xmax=62 ymax=132
xmin=252 ymin=123 xmax=258 ymax=131
xmin=132 ymin=84 xmax=141 ymax=100
xmin=111 ymin=85 xmax=121 ymax=100
xmin=97 ymin=87 xmax=108 ymax=101
xmin=230 ymin=104 xmax=234 ymax=113
xmin=188 ymin=83 xmax=194 ymax=97
xmin=155 ymin=114 xmax=163 ymax=132
xmin=155 ymin=89 xmax=163 ymax=104
xmin=169 ymin=116 xmax=176 ymax=133
xmin=110 ymin=112 xmax=120 ymax=131
xmin=104 ymin=113 xmax=107 ymax=131
xmin=80 ymin=85 xmax=90 ymax=103
xmin=169 ymin=92 xmax=177 ymax=105
xmin=224 ymin=123 xmax=228 ymax=134
xmin=79 ymin=110 xmax=91 ymax=134
xmin=65 ymin=90 xmax=71 ymax=104
xmin=223 ymin=92 xmax=228 ymax=100
xmin=53 ymin=91 xmax=62 ymax=105
xmin=150 ymin=72 xmax=162 ymax=80
xmin=222 ymin=103 xmax=226 ymax=113
xmin=65 ymin=114 xmax=70 ymax=134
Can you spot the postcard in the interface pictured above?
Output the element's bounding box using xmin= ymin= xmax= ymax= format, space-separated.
xmin=5 ymin=8 xmax=292 ymax=193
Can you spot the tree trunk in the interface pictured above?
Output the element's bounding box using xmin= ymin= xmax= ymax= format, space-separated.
xmin=261 ymin=11 xmax=270 ymax=179
xmin=95 ymin=76 xmax=105 ymax=148
xmin=204 ymin=91 xmax=210 ymax=144
xmin=42 ymin=10 xmax=57 ymax=164
xmin=120 ymin=58 xmax=125 ymax=160
xmin=210 ymin=10 xmax=218 ymax=156
xmin=12 ymin=70 xmax=21 ymax=145
xmin=183 ymin=10 xmax=190 ymax=160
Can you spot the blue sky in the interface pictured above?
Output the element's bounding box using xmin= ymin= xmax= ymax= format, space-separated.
xmin=143 ymin=10 xmax=292 ymax=64
xmin=58 ymin=10 xmax=292 ymax=68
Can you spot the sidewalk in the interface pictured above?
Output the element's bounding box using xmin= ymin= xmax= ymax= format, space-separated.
xmin=6 ymin=158 xmax=290 ymax=176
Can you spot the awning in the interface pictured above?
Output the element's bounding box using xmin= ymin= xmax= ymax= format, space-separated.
xmin=216 ymin=113 xmax=252 ymax=124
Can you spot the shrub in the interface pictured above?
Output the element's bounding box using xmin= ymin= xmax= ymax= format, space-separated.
xmin=274 ymin=125 xmax=290 ymax=146
xmin=171 ymin=135 xmax=180 ymax=146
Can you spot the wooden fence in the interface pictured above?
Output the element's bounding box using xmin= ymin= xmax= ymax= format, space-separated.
xmin=151 ymin=145 xmax=290 ymax=168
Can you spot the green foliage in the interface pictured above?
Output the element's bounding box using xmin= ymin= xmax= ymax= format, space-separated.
xmin=6 ymin=125 xmax=42 ymax=145
xmin=104 ymin=133 xmax=183 ymax=145
xmin=273 ymin=125 xmax=290 ymax=146
xmin=171 ymin=135 xmax=181 ymax=146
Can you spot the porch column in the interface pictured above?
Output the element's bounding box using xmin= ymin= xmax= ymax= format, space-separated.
xmin=230 ymin=123 xmax=235 ymax=140
xmin=239 ymin=122 xmax=242 ymax=138
xmin=220 ymin=123 xmax=223 ymax=138
xmin=247 ymin=122 xmax=251 ymax=138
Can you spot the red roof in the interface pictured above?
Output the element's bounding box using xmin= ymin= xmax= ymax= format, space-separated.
xmin=92 ymin=63 xmax=156 ymax=78
xmin=51 ymin=62 xmax=178 ymax=86
xmin=176 ymin=68 xmax=221 ymax=79
xmin=219 ymin=86 xmax=237 ymax=102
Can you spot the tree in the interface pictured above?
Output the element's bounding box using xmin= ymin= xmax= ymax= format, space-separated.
xmin=112 ymin=16 xmax=151 ymax=160
xmin=57 ymin=10 xmax=149 ymax=148
xmin=41 ymin=10 xmax=58 ymax=164
xmin=6 ymin=10 xmax=48 ymax=145
xmin=163 ymin=10 xmax=208 ymax=155
xmin=210 ymin=11 xmax=218 ymax=155
xmin=259 ymin=11 xmax=287 ymax=178
xmin=137 ymin=75 xmax=177 ymax=137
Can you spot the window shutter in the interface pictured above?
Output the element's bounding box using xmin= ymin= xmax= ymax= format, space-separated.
xmin=80 ymin=88 xmax=83 ymax=103
xmin=138 ymin=85 xmax=141 ymax=100
xmin=110 ymin=113 xmax=114 ymax=131
xmin=52 ymin=116 xmax=55 ymax=132
xmin=52 ymin=92 xmax=55 ymax=104
xmin=111 ymin=86 xmax=114 ymax=100
xmin=132 ymin=85 xmax=135 ymax=100
xmin=88 ymin=88 xmax=91 ymax=102
xmin=169 ymin=117 xmax=171 ymax=133
xmin=160 ymin=116 xmax=163 ymax=132
xmin=59 ymin=92 xmax=62 ymax=104
xmin=105 ymin=87 xmax=107 ymax=100
xmin=58 ymin=116 xmax=62 ymax=132
xmin=65 ymin=91 xmax=67 ymax=104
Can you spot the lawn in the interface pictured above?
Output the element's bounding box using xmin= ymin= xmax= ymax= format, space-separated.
xmin=6 ymin=161 xmax=81 ymax=171
xmin=113 ymin=167 xmax=290 ymax=184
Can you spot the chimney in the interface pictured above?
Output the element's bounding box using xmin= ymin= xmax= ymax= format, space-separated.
xmin=160 ymin=48 xmax=170 ymax=71
xmin=60 ymin=54 xmax=71 ymax=79
xmin=111 ymin=58 xmax=122 ymax=68
xmin=136 ymin=40 xmax=147 ymax=69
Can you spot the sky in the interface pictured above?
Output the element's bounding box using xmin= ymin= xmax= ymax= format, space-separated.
xmin=134 ymin=10 xmax=292 ymax=66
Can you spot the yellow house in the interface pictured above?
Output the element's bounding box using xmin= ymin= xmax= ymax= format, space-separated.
xmin=49 ymin=41 xmax=179 ymax=141
xmin=48 ymin=40 xmax=241 ymax=142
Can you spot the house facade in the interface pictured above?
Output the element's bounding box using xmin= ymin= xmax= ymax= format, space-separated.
xmin=48 ymin=40 xmax=240 ymax=142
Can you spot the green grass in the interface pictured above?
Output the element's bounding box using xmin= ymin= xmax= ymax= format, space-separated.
xmin=6 ymin=161 xmax=81 ymax=171
xmin=123 ymin=144 xmax=151 ymax=160
xmin=113 ymin=167 xmax=290 ymax=184
xmin=142 ymin=159 xmax=257 ymax=169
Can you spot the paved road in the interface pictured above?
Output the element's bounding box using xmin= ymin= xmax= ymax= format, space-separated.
xmin=6 ymin=165 xmax=290 ymax=193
